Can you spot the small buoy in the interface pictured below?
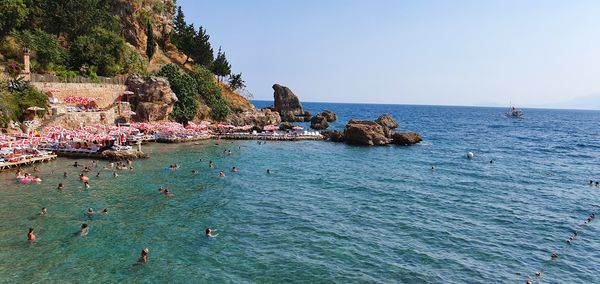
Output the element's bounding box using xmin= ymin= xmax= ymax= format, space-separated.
xmin=466 ymin=152 xmax=474 ymax=159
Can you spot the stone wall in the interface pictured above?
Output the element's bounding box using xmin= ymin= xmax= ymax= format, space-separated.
xmin=32 ymin=82 xmax=126 ymax=109
xmin=49 ymin=110 xmax=118 ymax=129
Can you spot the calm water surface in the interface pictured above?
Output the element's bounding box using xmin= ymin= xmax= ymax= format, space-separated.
xmin=1 ymin=104 xmax=600 ymax=283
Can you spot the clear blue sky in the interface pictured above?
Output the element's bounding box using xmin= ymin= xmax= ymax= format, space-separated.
xmin=179 ymin=0 xmax=600 ymax=107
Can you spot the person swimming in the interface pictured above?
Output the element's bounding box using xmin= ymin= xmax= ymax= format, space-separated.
xmin=80 ymin=223 xmax=89 ymax=236
xmin=73 ymin=161 xmax=79 ymax=167
xmin=266 ymin=169 xmax=271 ymax=174
xmin=551 ymin=252 xmax=558 ymax=259
xmin=192 ymin=170 xmax=198 ymax=174
xmin=113 ymin=171 xmax=118 ymax=178
xmin=27 ymin=228 xmax=36 ymax=242
xmin=205 ymin=228 xmax=218 ymax=238
xmin=33 ymin=176 xmax=42 ymax=183
xmin=87 ymin=208 xmax=94 ymax=216
xmin=158 ymin=186 xmax=166 ymax=193
xmin=96 ymin=172 xmax=100 ymax=178
xmin=79 ymin=174 xmax=89 ymax=182
xmin=209 ymin=161 xmax=214 ymax=168
xmin=219 ymin=171 xmax=225 ymax=177
xmin=41 ymin=207 xmax=47 ymax=216
xmin=136 ymin=248 xmax=149 ymax=264
xmin=163 ymin=189 xmax=173 ymax=197
xmin=57 ymin=183 xmax=64 ymax=190
xmin=231 ymin=166 xmax=237 ymax=172
xmin=84 ymin=181 xmax=90 ymax=188
xmin=102 ymin=208 xmax=108 ymax=214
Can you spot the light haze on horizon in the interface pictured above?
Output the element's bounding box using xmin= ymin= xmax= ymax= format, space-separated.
xmin=179 ymin=0 xmax=600 ymax=108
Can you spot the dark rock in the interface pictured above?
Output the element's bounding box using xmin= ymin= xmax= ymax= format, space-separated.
xmin=392 ymin=132 xmax=423 ymax=146
xmin=319 ymin=110 xmax=337 ymax=122
xmin=375 ymin=113 xmax=399 ymax=129
xmin=101 ymin=149 xmax=148 ymax=160
xmin=279 ymin=122 xmax=294 ymax=130
xmin=322 ymin=130 xmax=344 ymax=142
xmin=310 ymin=115 xmax=329 ymax=130
xmin=343 ymin=120 xmax=391 ymax=146
xmin=272 ymin=84 xmax=311 ymax=122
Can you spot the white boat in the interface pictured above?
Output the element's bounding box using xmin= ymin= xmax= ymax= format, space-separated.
xmin=505 ymin=106 xmax=524 ymax=118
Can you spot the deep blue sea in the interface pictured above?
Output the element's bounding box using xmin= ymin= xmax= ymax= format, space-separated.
xmin=1 ymin=103 xmax=600 ymax=283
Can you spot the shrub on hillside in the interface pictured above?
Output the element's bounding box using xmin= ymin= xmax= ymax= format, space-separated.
xmin=191 ymin=65 xmax=230 ymax=120
xmin=157 ymin=64 xmax=199 ymax=123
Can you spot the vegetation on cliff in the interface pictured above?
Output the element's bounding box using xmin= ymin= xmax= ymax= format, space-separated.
xmin=0 ymin=0 xmax=252 ymax=123
xmin=0 ymin=79 xmax=47 ymax=127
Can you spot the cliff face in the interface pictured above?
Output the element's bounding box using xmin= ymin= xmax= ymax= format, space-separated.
xmin=113 ymin=0 xmax=255 ymax=120
xmin=113 ymin=0 xmax=175 ymax=51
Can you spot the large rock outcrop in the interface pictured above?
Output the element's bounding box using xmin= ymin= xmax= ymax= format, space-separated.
xmin=125 ymin=75 xmax=178 ymax=122
xmin=319 ymin=110 xmax=337 ymax=122
xmin=224 ymin=108 xmax=281 ymax=128
xmin=310 ymin=114 xmax=329 ymax=130
xmin=114 ymin=0 xmax=175 ymax=50
xmin=343 ymin=120 xmax=391 ymax=146
xmin=392 ymin=132 xmax=423 ymax=145
xmin=272 ymin=84 xmax=311 ymax=122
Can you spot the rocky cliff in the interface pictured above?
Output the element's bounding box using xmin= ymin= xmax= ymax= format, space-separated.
xmin=272 ymin=84 xmax=311 ymax=122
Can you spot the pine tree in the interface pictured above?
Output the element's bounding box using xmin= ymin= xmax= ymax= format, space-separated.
xmin=146 ymin=20 xmax=156 ymax=61
xmin=228 ymin=73 xmax=245 ymax=91
xmin=190 ymin=26 xmax=213 ymax=67
xmin=212 ymin=47 xmax=231 ymax=82
xmin=173 ymin=6 xmax=186 ymax=38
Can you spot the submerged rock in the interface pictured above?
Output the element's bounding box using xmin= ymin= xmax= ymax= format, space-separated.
xmin=310 ymin=114 xmax=329 ymax=130
xmin=272 ymin=84 xmax=311 ymax=122
xmin=391 ymin=132 xmax=422 ymax=146
xmin=343 ymin=120 xmax=391 ymax=146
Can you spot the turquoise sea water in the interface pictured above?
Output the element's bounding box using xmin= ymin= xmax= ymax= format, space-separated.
xmin=1 ymin=103 xmax=600 ymax=283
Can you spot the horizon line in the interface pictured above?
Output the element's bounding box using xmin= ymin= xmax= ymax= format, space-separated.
xmin=249 ymin=99 xmax=600 ymax=112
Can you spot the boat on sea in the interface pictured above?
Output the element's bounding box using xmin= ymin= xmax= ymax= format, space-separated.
xmin=505 ymin=106 xmax=524 ymax=118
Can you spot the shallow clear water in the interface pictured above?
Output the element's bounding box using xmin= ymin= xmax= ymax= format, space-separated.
xmin=1 ymin=104 xmax=600 ymax=283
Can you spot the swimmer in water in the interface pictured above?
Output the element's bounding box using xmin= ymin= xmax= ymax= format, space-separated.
xmin=113 ymin=171 xmax=118 ymax=178
xmin=33 ymin=176 xmax=42 ymax=183
xmin=80 ymin=223 xmax=89 ymax=236
xmin=158 ymin=186 xmax=166 ymax=193
xmin=551 ymin=252 xmax=558 ymax=259
xmin=231 ymin=166 xmax=237 ymax=172
xmin=96 ymin=172 xmax=100 ymax=178
xmin=596 ymin=181 xmax=599 ymax=187
xmin=73 ymin=161 xmax=79 ymax=167
xmin=41 ymin=207 xmax=47 ymax=216
xmin=209 ymin=160 xmax=214 ymax=168
xmin=33 ymin=166 xmax=39 ymax=172
xmin=163 ymin=189 xmax=173 ymax=197
xmin=84 ymin=181 xmax=90 ymax=188
xmin=219 ymin=171 xmax=225 ymax=177
xmin=57 ymin=183 xmax=64 ymax=190
xmin=490 ymin=160 xmax=494 ymax=164
xmin=192 ymin=170 xmax=198 ymax=174
xmin=87 ymin=208 xmax=94 ymax=216
xmin=102 ymin=208 xmax=108 ymax=214
xmin=266 ymin=169 xmax=271 ymax=174
xmin=590 ymin=180 xmax=594 ymax=186
xmin=205 ymin=228 xmax=218 ymax=238
xmin=129 ymin=166 xmax=134 ymax=171
xmin=28 ymin=228 xmax=36 ymax=242
xmin=137 ymin=248 xmax=149 ymax=264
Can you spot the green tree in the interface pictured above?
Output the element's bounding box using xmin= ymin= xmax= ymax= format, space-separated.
xmin=212 ymin=47 xmax=231 ymax=82
xmin=190 ymin=26 xmax=213 ymax=67
xmin=0 ymin=0 xmax=28 ymax=37
xmin=192 ymin=65 xmax=230 ymax=120
xmin=70 ymin=27 xmax=125 ymax=76
xmin=146 ymin=20 xmax=156 ymax=61
xmin=172 ymin=6 xmax=186 ymax=37
xmin=157 ymin=64 xmax=199 ymax=123
xmin=228 ymin=73 xmax=245 ymax=91
xmin=16 ymin=29 xmax=67 ymax=69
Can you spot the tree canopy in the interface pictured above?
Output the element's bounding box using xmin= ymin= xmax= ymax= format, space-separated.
xmin=146 ymin=20 xmax=156 ymax=61
xmin=212 ymin=47 xmax=231 ymax=81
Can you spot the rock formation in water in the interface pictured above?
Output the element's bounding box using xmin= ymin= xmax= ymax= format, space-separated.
xmin=272 ymin=84 xmax=312 ymax=122
xmin=333 ymin=114 xmax=421 ymax=146
xmin=125 ymin=74 xmax=178 ymax=122
xmin=391 ymin=132 xmax=423 ymax=145
xmin=344 ymin=120 xmax=391 ymax=146
xmin=310 ymin=114 xmax=329 ymax=130
xmin=319 ymin=110 xmax=337 ymax=122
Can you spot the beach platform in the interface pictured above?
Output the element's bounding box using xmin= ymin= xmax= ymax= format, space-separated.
xmin=0 ymin=154 xmax=57 ymax=171
xmin=156 ymin=134 xmax=212 ymax=143
xmin=216 ymin=134 xmax=324 ymax=141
